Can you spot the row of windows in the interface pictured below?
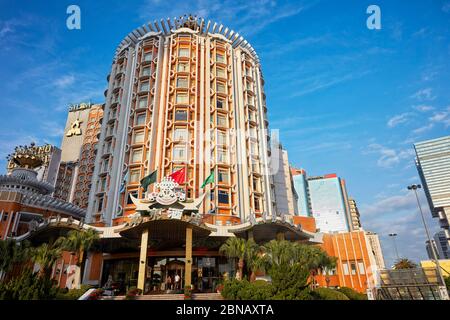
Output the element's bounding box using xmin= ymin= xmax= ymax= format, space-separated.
xmin=341 ymin=261 xmax=366 ymax=275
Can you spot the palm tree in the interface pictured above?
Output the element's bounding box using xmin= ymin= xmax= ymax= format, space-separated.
xmin=219 ymin=237 xmax=248 ymax=280
xmin=0 ymin=239 xmax=32 ymax=282
xmin=245 ymin=240 xmax=266 ymax=282
xmin=293 ymin=244 xmax=335 ymax=289
xmin=394 ymin=258 xmax=418 ymax=270
xmin=31 ymin=243 xmax=62 ymax=278
xmin=56 ymin=229 xmax=99 ymax=287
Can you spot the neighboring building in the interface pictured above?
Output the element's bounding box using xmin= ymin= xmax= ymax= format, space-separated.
xmin=366 ymin=231 xmax=385 ymax=269
xmin=87 ymin=16 xmax=274 ymax=226
xmin=72 ymin=105 xmax=103 ymax=208
xmin=291 ymin=168 xmax=313 ymax=217
xmin=308 ymin=174 xmax=351 ymax=233
xmin=429 ymin=231 xmax=450 ymax=259
xmin=421 ymin=259 xmax=450 ymax=277
xmin=0 ymin=144 xmax=85 ymax=240
xmin=273 ymin=144 xmax=297 ymax=216
xmin=7 ymin=143 xmax=61 ymax=187
xmin=348 ymin=198 xmax=362 ymax=230
xmin=315 ymin=231 xmax=381 ymax=293
xmin=414 ymin=136 xmax=450 ymax=247
xmin=426 ymin=239 xmax=439 ymax=260
xmin=55 ymin=103 xmax=103 ymax=204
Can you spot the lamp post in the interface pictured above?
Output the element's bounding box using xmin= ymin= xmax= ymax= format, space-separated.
xmin=388 ymin=233 xmax=400 ymax=261
xmin=407 ymin=184 xmax=447 ymax=298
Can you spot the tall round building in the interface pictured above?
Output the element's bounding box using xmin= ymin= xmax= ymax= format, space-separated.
xmin=87 ymin=15 xmax=275 ymax=227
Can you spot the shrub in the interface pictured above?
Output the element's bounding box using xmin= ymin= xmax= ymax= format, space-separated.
xmin=0 ymin=269 xmax=59 ymax=300
xmin=337 ymin=287 xmax=367 ymax=300
xmin=236 ymin=280 xmax=273 ymax=300
xmin=55 ymin=284 xmax=93 ymax=300
xmin=310 ymin=288 xmax=349 ymax=300
xmin=125 ymin=287 xmax=142 ymax=300
xmin=221 ymin=279 xmax=248 ymax=300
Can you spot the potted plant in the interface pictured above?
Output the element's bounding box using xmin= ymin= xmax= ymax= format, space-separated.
xmin=184 ymin=285 xmax=193 ymax=300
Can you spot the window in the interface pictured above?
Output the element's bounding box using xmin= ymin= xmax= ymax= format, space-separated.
xmin=175 ymin=110 xmax=188 ymax=121
xmin=216 ymin=52 xmax=225 ymax=63
xmin=218 ymin=190 xmax=229 ymax=204
xmin=250 ymin=142 xmax=258 ymax=155
xmin=217 ymin=131 xmax=227 ymax=145
xmin=143 ymin=52 xmax=152 ymax=62
xmin=350 ymin=263 xmax=357 ymax=275
xmin=131 ymin=149 xmax=143 ymax=163
xmin=176 ymin=77 xmax=188 ymax=88
xmin=96 ymin=196 xmax=104 ymax=212
xmin=173 ymin=145 xmax=186 ymax=161
xmin=135 ymin=113 xmax=146 ymax=126
xmin=173 ymin=128 xmax=187 ymax=141
xmin=130 ymin=169 xmax=140 ymax=183
xmin=253 ymin=178 xmax=260 ymax=192
xmin=217 ymin=147 xmax=228 ymax=163
xmin=177 ymin=63 xmax=189 ymax=72
xmin=217 ymin=114 xmax=227 ymax=127
xmin=133 ymin=131 xmax=145 ymax=144
xmin=247 ymin=94 xmax=254 ymax=105
xmin=358 ymin=262 xmax=365 ymax=275
xmin=140 ymin=81 xmax=150 ymax=92
xmin=249 ymin=127 xmax=257 ymax=139
xmin=216 ymin=98 xmax=225 ymax=110
xmin=138 ymin=97 xmax=147 ymax=109
xmin=176 ymin=93 xmax=189 ymax=104
xmin=216 ymin=67 xmax=226 ymax=78
xmin=218 ymin=169 xmax=229 ymax=184
xmin=141 ymin=67 xmax=151 ymax=76
xmin=342 ymin=263 xmax=349 ymax=275
xmin=127 ymin=190 xmax=138 ymax=205
xmin=254 ymin=196 xmax=261 ymax=211
xmin=178 ymin=48 xmax=190 ymax=57
xmin=216 ymin=82 xmax=226 ymax=94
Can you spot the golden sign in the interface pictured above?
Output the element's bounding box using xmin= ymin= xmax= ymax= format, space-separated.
xmin=66 ymin=119 xmax=82 ymax=137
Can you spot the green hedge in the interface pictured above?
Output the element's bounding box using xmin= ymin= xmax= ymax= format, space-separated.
xmin=221 ymin=280 xmax=273 ymax=300
xmin=55 ymin=285 xmax=93 ymax=300
xmin=310 ymin=288 xmax=350 ymax=300
xmin=337 ymin=287 xmax=367 ymax=300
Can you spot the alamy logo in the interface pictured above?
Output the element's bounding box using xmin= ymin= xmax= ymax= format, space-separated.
xmin=366 ymin=5 xmax=381 ymax=30
xmin=66 ymin=5 xmax=81 ymax=30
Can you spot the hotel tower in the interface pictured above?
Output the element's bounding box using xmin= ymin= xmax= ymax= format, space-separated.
xmin=87 ymin=15 xmax=275 ymax=226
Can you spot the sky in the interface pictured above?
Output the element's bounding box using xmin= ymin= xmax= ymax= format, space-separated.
xmin=0 ymin=0 xmax=449 ymax=267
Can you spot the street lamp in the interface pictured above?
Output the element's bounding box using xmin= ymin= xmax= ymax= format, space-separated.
xmin=388 ymin=233 xmax=400 ymax=261
xmin=407 ymin=184 xmax=447 ymax=293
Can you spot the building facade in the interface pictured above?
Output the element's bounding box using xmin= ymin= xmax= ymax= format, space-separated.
xmin=87 ymin=16 xmax=274 ymax=227
xmin=55 ymin=103 xmax=103 ymax=204
xmin=414 ymin=136 xmax=450 ymax=247
xmin=348 ymin=198 xmax=362 ymax=230
xmin=308 ymin=174 xmax=351 ymax=233
xmin=315 ymin=231 xmax=381 ymax=293
xmin=291 ymin=168 xmax=313 ymax=217
xmin=7 ymin=143 xmax=61 ymax=188
xmin=272 ymin=144 xmax=297 ymax=216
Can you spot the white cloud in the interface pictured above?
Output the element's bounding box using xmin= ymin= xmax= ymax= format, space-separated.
xmin=53 ymin=75 xmax=75 ymax=89
xmin=412 ymin=123 xmax=434 ymax=135
xmin=387 ymin=113 xmax=412 ymax=128
xmin=366 ymin=143 xmax=415 ymax=168
xmin=411 ymin=88 xmax=436 ymax=101
xmin=413 ymin=105 xmax=434 ymax=112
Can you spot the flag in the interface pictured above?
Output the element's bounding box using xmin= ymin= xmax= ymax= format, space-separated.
xmin=140 ymin=170 xmax=157 ymax=191
xmin=201 ymin=172 xmax=215 ymax=188
xmin=169 ymin=167 xmax=186 ymax=184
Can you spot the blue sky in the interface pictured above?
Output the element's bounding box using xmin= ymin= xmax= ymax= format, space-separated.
xmin=0 ymin=0 xmax=449 ymax=267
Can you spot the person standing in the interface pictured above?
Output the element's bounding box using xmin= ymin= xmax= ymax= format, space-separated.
xmin=174 ymin=273 xmax=181 ymax=290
